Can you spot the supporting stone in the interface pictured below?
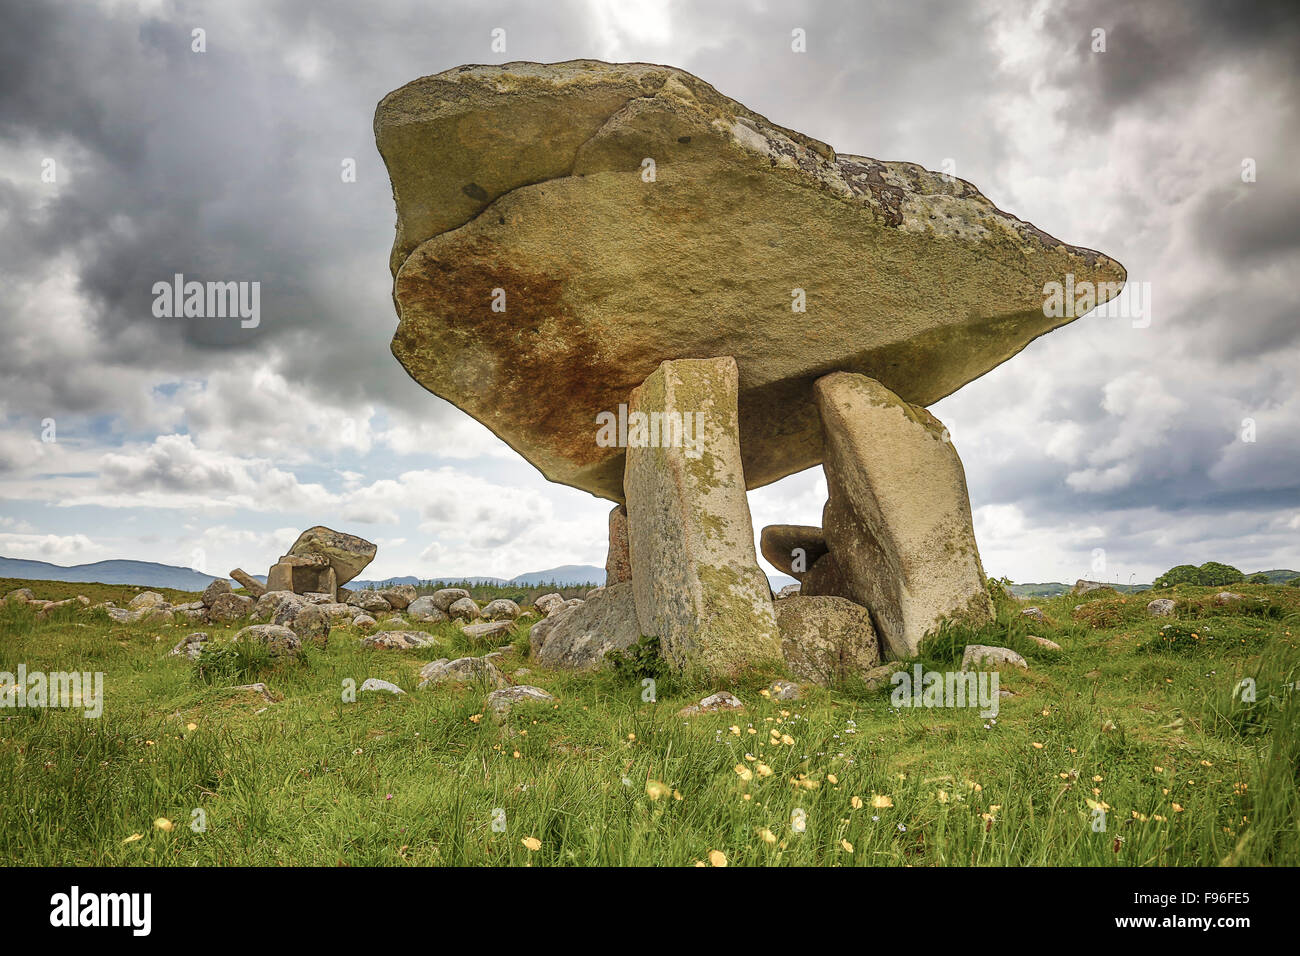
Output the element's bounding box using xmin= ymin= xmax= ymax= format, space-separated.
xmin=810 ymin=371 xmax=994 ymax=659
xmin=624 ymin=357 xmax=782 ymax=677
xmin=605 ymin=504 xmax=631 ymax=585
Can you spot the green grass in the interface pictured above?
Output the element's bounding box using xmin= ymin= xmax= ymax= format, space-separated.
xmin=1 ymin=578 xmax=1298 ymax=866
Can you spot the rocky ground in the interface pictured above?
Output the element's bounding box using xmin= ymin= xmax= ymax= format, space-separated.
xmin=0 ymin=576 xmax=1296 ymax=866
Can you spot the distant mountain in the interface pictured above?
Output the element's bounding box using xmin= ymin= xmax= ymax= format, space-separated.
xmin=0 ymin=556 xmax=221 ymax=590
xmin=508 ymin=565 xmax=606 ymax=587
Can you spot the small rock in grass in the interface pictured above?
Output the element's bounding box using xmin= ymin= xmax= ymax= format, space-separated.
xmin=1146 ymin=598 xmax=1176 ymax=616
xmin=1027 ymin=635 xmax=1062 ymax=651
xmin=360 ymin=678 xmax=406 ymax=695
xmin=960 ymin=644 xmax=1028 ymax=671
xmin=677 ymin=691 xmax=744 ymax=717
xmin=486 ymin=685 xmax=555 ymax=718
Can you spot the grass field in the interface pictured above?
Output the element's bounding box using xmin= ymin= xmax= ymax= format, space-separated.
xmin=1 ymin=576 xmax=1297 ymax=866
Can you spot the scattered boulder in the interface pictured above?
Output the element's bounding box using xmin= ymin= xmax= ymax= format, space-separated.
xmin=130 ymin=607 xmax=174 ymax=625
xmin=677 ymin=691 xmax=745 ymax=717
xmin=407 ymin=596 xmax=450 ymax=623
xmin=1147 ymin=598 xmax=1177 ymax=617
xmin=774 ymin=594 xmax=880 ymax=686
xmin=481 ymin=598 xmax=522 ymax=621
xmin=207 ymin=592 xmax=254 ymax=623
xmin=352 ymin=614 xmax=377 ymax=631
xmin=418 ymin=656 xmax=508 ymax=689
xmin=234 ymin=624 xmax=302 ymax=658
xmin=302 ymin=591 xmax=334 ymax=605
xmin=605 ymin=504 xmax=631 ymax=585
xmin=624 ymin=357 xmax=782 ymax=677
xmin=533 ymin=593 xmax=565 ymax=616
xmin=347 ymin=590 xmax=391 ymax=614
xmin=36 ymin=599 xmax=76 ymax=620
xmin=1022 ymin=607 xmax=1048 ymax=623
xmin=168 ymin=632 xmax=210 ymax=660
xmin=430 ymin=588 xmax=471 ymax=612
xmin=359 ymin=678 xmax=405 ymax=695
xmin=3 ymin=588 xmax=35 ymax=603
xmin=447 ymin=596 xmax=480 ymax=622
xmin=960 ymin=645 xmax=1028 ymax=671
xmin=376 ymin=62 xmax=1125 ymax=501
xmin=128 ymin=591 xmax=168 ymax=611
xmin=1073 ymin=580 xmax=1107 ymax=595
xmin=361 ymin=630 xmax=437 ymax=650
xmin=379 ymin=584 xmax=418 ymax=610
xmin=201 ymin=579 xmax=232 ymax=607
xmin=462 ymin=620 xmax=516 ymax=642
xmin=321 ymin=603 xmax=355 ymax=621
xmin=760 ymin=525 xmax=828 ymax=578
xmin=486 ymin=685 xmax=555 ymax=718
xmin=1213 ymin=592 xmax=1246 ymax=606
xmin=252 ymin=590 xmax=299 ymax=622
xmin=270 ymin=594 xmax=309 ymax=627
xmin=290 ymin=603 xmax=331 ymax=647
xmin=105 ymin=607 xmax=132 ymax=623
xmin=809 ymin=372 xmax=994 ymax=658
xmin=536 ymin=582 xmax=641 ymax=670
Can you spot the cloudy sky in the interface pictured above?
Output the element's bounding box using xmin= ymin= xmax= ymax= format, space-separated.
xmin=1 ymin=0 xmax=1297 ymax=585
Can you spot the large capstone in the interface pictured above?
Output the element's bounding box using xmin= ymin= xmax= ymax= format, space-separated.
xmin=376 ymin=60 xmax=1126 ymax=501
xmin=285 ymin=526 xmax=377 ymax=587
xmin=624 ymin=357 xmax=782 ymax=677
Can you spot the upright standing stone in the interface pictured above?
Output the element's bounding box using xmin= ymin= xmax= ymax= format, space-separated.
xmin=624 ymin=357 xmax=781 ymax=677
xmin=605 ymin=504 xmax=631 ymax=585
xmin=810 ymin=371 xmax=993 ymax=658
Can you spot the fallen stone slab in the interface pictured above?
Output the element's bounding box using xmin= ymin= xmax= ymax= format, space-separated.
xmin=625 ymin=357 xmax=782 ymax=678
xmin=229 ymin=568 xmax=267 ymax=598
xmin=377 ymin=61 xmax=1125 ymax=501
xmin=360 ymin=630 xmax=437 ymax=650
xmin=462 ymin=620 xmax=516 ymax=641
